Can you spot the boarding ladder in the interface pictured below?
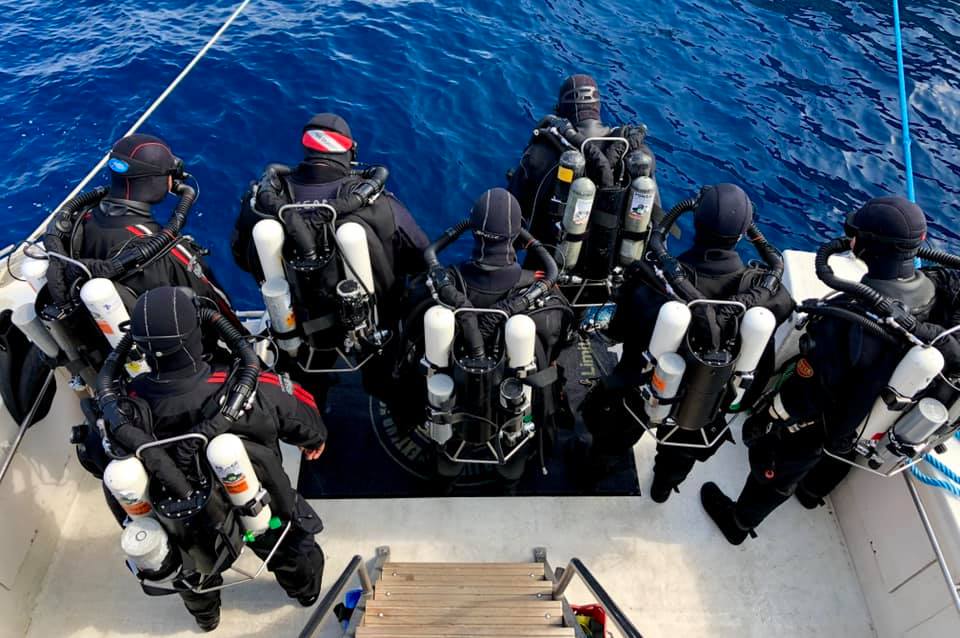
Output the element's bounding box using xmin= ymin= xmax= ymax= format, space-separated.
xmin=299 ymin=547 xmax=642 ymax=638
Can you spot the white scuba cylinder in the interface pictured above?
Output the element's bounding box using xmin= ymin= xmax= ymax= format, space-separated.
xmin=619 ymin=175 xmax=657 ymax=265
xmin=424 ymin=305 xmax=456 ymax=368
xmin=558 ymin=177 xmax=596 ymax=271
xmin=104 ymin=457 xmax=153 ymax=519
xmin=730 ymin=306 xmax=777 ymax=405
xmin=645 ymin=352 xmax=686 ymax=424
xmin=206 ymin=433 xmax=272 ymax=536
xmin=12 ymin=303 xmax=60 ymax=358
xmin=505 ymin=314 xmax=537 ymax=409
xmin=648 ymin=301 xmax=692 ymax=363
xmin=261 ymin=278 xmax=301 ymax=356
xmin=860 ymin=345 xmax=945 ymax=441
xmin=336 ymin=222 xmax=375 ymax=293
xmin=121 ymin=517 xmax=173 ymax=574
xmin=20 ymin=256 xmax=49 ymax=293
xmin=80 ymin=278 xmax=129 ymax=348
xmin=252 ymin=219 xmax=286 ymax=283
xmin=80 ymin=278 xmax=150 ymax=376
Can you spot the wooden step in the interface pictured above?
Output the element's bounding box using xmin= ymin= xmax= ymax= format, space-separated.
xmin=373 ymin=590 xmax=552 ymax=602
xmin=382 ymin=563 xmax=545 ymax=577
xmin=378 ymin=581 xmax=550 ymax=593
xmin=366 ymin=601 xmax=564 ymax=615
xmin=380 ymin=572 xmax=546 ymax=585
xmin=364 ymin=603 xmax=563 ymax=626
xmin=356 ymin=627 xmax=575 ymax=637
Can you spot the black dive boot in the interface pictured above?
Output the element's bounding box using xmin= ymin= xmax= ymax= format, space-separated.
xmin=794 ymin=484 xmax=826 ymax=510
xmin=649 ymin=474 xmax=678 ymax=504
xmin=700 ymin=482 xmax=752 ymax=546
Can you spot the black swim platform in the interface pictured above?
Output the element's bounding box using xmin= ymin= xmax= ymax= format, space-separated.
xmin=297 ymin=333 xmax=641 ymax=498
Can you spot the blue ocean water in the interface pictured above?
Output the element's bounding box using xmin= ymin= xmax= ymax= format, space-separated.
xmin=1 ymin=0 xmax=959 ymax=309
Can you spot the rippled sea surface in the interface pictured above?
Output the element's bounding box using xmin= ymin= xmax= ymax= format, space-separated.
xmin=2 ymin=0 xmax=959 ymax=308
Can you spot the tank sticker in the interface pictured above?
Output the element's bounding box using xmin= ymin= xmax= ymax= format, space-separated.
xmin=108 ymin=158 xmax=129 ymax=173
xmin=215 ymin=461 xmax=250 ymax=494
xmin=116 ymin=491 xmax=152 ymax=515
xmin=572 ymin=198 xmax=592 ymax=225
xmin=557 ymin=166 xmax=574 ymax=183
xmin=629 ymin=191 xmax=655 ymax=220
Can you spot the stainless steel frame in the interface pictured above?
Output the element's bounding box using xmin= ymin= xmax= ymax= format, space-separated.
xmin=551 ymin=554 xmax=643 ymax=638
xmin=904 ymin=474 xmax=960 ymax=615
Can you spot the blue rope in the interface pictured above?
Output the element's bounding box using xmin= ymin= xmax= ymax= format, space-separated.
xmin=893 ymin=0 xmax=916 ymax=202
xmin=912 ymin=431 xmax=960 ymax=499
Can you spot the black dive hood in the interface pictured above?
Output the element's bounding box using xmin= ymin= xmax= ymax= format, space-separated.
xmin=813 ymin=238 xmax=960 ymax=336
xmin=43 ymin=181 xmax=197 ymax=288
xmin=96 ymin=306 xmax=260 ymax=427
xmin=424 ymin=219 xmax=559 ymax=359
xmin=647 ymin=191 xmax=784 ymax=302
xmin=270 ymin=163 xmax=389 ymax=262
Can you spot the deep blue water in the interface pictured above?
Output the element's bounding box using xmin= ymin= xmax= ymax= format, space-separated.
xmin=2 ymin=0 xmax=959 ymax=309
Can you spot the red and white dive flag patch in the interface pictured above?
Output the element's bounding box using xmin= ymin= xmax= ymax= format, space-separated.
xmin=302 ymin=129 xmax=353 ymax=153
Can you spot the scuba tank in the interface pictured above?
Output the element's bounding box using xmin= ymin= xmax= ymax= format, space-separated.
xmin=12 ymin=303 xmax=60 ymax=359
xmin=504 ymin=314 xmax=537 ymax=419
xmin=104 ymin=456 xmax=153 ymax=519
xmin=619 ymin=150 xmax=657 ymax=266
xmin=558 ymin=177 xmax=596 ymax=272
xmin=121 ymin=517 xmax=179 ymax=581
xmin=424 ymin=305 xmax=456 ymax=369
xmin=859 ymin=344 xmax=944 ymax=441
xmin=252 ymin=219 xmax=285 ymax=282
xmin=644 ymin=352 xmax=686 ymax=424
xmin=551 ymin=150 xmax=586 ymax=230
xmin=869 ymin=397 xmax=950 ymax=474
xmin=206 ymin=433 xmax=275 ymax=540
xmin=729 ymin=306 xmax=777 ymax=406
xmin=80 ymin=278 xmax=150 ymax=376
xmin=646 ymin=301 xmax=692 ymax=367
xmin=261 ymin=278 xmax=300 ymax=356
xmin=20 ymin=256 xmax=49 ymax=293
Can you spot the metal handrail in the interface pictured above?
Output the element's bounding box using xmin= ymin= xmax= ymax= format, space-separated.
xmin=904 ymin=474 xmax=960 ymax=614
xmin=554 ymin=557 xmax=643 ymax=638
xmin=298 ymin=555 xmax=373 ymax=638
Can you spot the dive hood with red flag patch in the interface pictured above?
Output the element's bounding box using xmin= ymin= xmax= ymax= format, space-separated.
xmin=301 ymin=113 xmax=356 ymax=170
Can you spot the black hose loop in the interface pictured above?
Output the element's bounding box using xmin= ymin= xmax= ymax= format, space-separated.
xmin=918 ymin=246 xmax=960 ymax=269
xmin=746 ymin=223 xmax=784 ymax=289
xmin=424 ymin=218 xmax=470 ymax=268
xmin=648 ymin=196 xmax=702 ymax=301
xmin=95 ymin=332 xmax=134 ymax=419
xmin=199 ymin=308 xmax=260 ymax=420
xmin=797 ymin=303 xmax=900 ymax=345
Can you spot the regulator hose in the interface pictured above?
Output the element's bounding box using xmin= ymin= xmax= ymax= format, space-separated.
xmin=918 ymin=246 xmax=960 ymax=269
xmin=647 ymin=197 xmax=702 ymax=301
xmin=109 ymin=182 xmax=196 ymax=275
xmin=814 ymin=237 xmax=917 ymax=333
xmin=516 ymin=228 xmax=559 ymax=306
xmin=423 ymin=219 xmax=484 ymax=358
xmin=45 ymin=186 xmax=110 ymax=245
xmin=95 ymin=332 xmax=134 ymax=421
xmin=796 ymin=303 xmax=900 ymax=345
xmin=425 ymin=218 xmax=471 ymax=269
xmin=198 ymin=307 xmax=260 ymax=421
xmin=746 ymin=223 xmax=784 ymax=290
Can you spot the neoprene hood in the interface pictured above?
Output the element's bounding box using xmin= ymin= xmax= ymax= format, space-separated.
xmin=847 ymin=196 xmax=926 ymax=280
xmin=131 ymin=287 xmax=204 ymax=376
xmin=302 ymin=113 xmax=355 ymax=170
xmin=107 ymin=134 xmax=181 ymax=204
xmin=693 ymin=183 xmax=754 ymax=249
xmin=470 ymin=188 xmax=522 ymax=268
xmin=557 ymin=74 xmax=601 ymax=124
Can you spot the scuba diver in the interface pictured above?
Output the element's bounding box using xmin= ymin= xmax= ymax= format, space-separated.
xmin=702 ymin=196 xmax=960 ymax=545
xmin=507 ymin=74 xmax=660 ymax=303
xmin=578 ymin=184 xmax=793 ymax=501
xmin=231 ymin=113 xmax=429 ymax=406
xmin=391 ymin=187 xmax=575 ymax=488
xmin=31 ymin=133 xmax=234 ymax=387
xmin=91 ymin=287 xmax=326 ymax=630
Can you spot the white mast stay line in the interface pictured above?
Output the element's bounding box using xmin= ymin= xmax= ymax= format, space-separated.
xmin=26 ymin=0 xmax=253 ymax=242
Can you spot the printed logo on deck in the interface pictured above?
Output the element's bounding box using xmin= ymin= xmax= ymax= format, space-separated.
xmin=108 ymin=158 xmax=129 ymax=173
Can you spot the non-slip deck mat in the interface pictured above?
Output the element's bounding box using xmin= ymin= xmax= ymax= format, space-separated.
xmin=297 ymin=333 xmax=641 ymax=498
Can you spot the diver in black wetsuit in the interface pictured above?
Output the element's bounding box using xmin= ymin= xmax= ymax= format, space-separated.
xmin=579 ymin=184 xmax=793 ymax=501
xmin=231 ymin=113 xmax=429 ymax=406
xmin=701 ymin=196 xmax=960 ymax=545
xmin=391 ymin=188 xmax=574 ymax=486
xmin=101 ymin=287 xmax=326 ymax=631
xmin=507 ymin=74 xmax=658 ymax=253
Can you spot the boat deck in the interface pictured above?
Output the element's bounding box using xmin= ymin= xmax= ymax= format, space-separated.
xmin=23 ymin=427 xmax=874 ymax=638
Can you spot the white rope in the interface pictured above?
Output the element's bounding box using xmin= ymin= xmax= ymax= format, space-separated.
xmin=28 ymin=0 xmax=253 ymax=241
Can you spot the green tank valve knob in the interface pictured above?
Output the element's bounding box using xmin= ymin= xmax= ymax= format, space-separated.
xmin=243 ymin=530 xmax=256 ymax=543
xmin=523 ymin=414 xmax=534 ymax=423
xmin=269 ymin=516 xmax=282 ymax=530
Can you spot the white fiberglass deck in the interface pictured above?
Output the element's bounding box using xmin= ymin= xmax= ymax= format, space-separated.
xmin=22 ymin=426 xmax=873 ymax=638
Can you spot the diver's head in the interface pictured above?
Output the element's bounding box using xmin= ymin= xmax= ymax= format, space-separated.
xmin=301 ymin=113 xmax=356 ymax=172
xmin=556 ymin=74 xmax=601 ymax=125
xmin=131 ymin=287 xmax=204 ymax=377
xmin=846 ymin=196 xmax=926 ymax=280
xmin=692 ymin=183 xmax=754 ymax=250
xmin=107 ymin=134 xmax=184 ymax=204
xmin=469 ymin=187 xmax=522 ymax=269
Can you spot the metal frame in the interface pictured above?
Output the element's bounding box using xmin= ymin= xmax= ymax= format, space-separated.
xmin=298 ymin=546 xmax=390 ymax=638
xmin=622 ymin=397 xmax=733 ymax=449
xmin=904 ymin=474 xmax=960 ymax=615
xmin=442 ymin=429 xmax=536 ymax=466
xmin=561 ymin=276 xmax=613 ymax=309
xmin=535 ymin=547 xmax=589 ymax=638
xmin=0 ymin=369 xmax=56 ymax=485
xmin=551 ymin=554 xmax=644 ymax=638
xmin=823 ymin=447 xmax=924 ymax=478
xmin=298 ymin=345 xmax=377 ymax=374
xmin=579 ymin=136 xmax=630 ymax=163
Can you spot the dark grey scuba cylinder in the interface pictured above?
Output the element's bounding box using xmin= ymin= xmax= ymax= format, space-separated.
xmin=558 ymin=177 xmax=596 ymax=271
xmin=893 ymin=397 xmax=950 ymax=445
xmin=673 ymin=349 xmax=736 ymax=431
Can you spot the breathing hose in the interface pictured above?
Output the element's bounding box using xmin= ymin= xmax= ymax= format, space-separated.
xmin=796 ymin=303 xmax=900 ymax=345
xmin=198 ymin=307 xmax=260 ymax=421
xmin=647 ymin=197 xmax=703 ymax=301
xmin=423 ymin=219 xmax=484 ymax=358
xmin=918 ymin=246 xmax=960 ymax=269
xmin=424 ymin=219 xmax=471 ymax=269
xmin=109 ymin=182 xmax=196 ymax=274
xmin=814 ymin=237 xmax=917 ymax=332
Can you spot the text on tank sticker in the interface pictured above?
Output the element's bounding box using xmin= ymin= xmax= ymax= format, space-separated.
xmin=214 ymin=461 xmax=249 ymax=494
xmin=116 ymin=491 xmax=152 ymax=515
xmin=572 ymin=197 xmax=593 ymax=225
xmin=629 ymin=191 xmax=655 ymax=221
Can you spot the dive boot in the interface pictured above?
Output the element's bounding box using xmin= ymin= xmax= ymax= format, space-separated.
xmin=794 ymin=484 xmax=826 ymax=510
xmin=700 ymin=482 xmax=753 ymax=546
xmin=196 ymin=613 xmax=220 ymax=633
xmin=649 ymin=474 xmax=679 ymax=504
